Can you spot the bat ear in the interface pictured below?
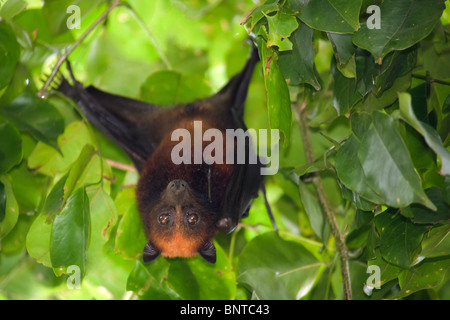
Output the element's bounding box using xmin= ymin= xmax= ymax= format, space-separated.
xmin=198 ymin=241 xmax=216 ymax=264
xmin=143 ymin=241 xmax=161 ymax=263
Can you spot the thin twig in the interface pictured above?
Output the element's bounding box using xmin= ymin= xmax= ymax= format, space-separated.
xmin=124 ymin=3 xmax=172 ymax=70
xmin=412 ymin=74 xmax=450 ymax=87
xmin=106 ymin=159 xmax=137 ymax=173
xmin=38 ymin=0 xmax=121 ymax=97
xmin=295 ymin=101 xmax=352 ymax=300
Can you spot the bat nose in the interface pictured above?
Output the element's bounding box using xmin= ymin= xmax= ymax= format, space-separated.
xmin=169 ymin=179 xmax=186 ymax=194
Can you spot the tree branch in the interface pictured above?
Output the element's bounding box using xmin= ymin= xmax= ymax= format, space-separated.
xmin=38 ymin=0 xmax=121 ymax=97
xmin=106 ymin=159 xmax=137 ymax=173
xmin=123 ymin=3 xmax=172 ymax=70
xmin=295 ymin=101 xmax=352 ymax=300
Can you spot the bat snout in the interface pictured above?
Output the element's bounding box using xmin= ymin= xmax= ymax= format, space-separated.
xmin=168 ymin=179 xmax=187 ymax=194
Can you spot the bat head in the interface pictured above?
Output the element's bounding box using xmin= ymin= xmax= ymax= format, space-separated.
xmin=142 ymin=179 xmax=217 ymax=263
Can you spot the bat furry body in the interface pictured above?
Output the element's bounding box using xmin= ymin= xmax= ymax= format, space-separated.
xmin=58 ymin=44 xmax=263 ymax=263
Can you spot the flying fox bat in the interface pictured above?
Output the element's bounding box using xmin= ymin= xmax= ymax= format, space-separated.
xmin=57 ymin=44 xmax=267 ymax=263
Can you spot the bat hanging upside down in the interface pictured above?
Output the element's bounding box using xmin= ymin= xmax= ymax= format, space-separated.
xmin=57 ymin=43 xmax=273 ymax=263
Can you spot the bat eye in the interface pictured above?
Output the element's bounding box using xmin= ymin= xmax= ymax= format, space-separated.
xmin=186 ymin=213 xmax=198 ymax=225
xmin=159 ymin=213 xmax=170 ymax=225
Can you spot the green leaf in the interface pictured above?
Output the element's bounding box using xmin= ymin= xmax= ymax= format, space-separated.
xmin=0 ymin=181 xmax=5 ymax=223
xmin=63 ymin=144 xmax=97 ymax=198
xmin=43 ymin=0 xmax=104 ymax=36
xmin=368 ymin=250 xmax=402 ymax=287
xmin=420 ymin=224 xmax=450 ymax=258
xmin=298 ymin=181 xmax=330 ymax=242
xmin=0 ymin=176 xmax=18 ymax=239
xmin=352 ymin=0 xmax=445 ymax=61
xmin=331 ymin=59 xmax=362 ymax=115
xmin=0 ymin=22 xmax=20 ymax=91
xmin=0 ymin=0 xmax=27 ymax=19
xmin=40 ymin=144 xmax=96 ymax=222
xmin=258 ymin=38 xmax=292 ymax=145
xmin=278 ymin=20 xmax=321 ymax=89
xmin=238 ymin=268 xmax=293 ymax=299
xmin=265 ymin=11 xmax=298 ymax=51
xmin=140 ymin=70 xmax=211 ymax=106
xmin=41 ymin=173 xmax=69 ymax=219
xmin=127 ymin=259 xmax=178 ymax=299
xmin=328 ymin=32 xmax=356 ymax=66
xmin=28 ymin=121 xmax=94 ymax=176
xmin=401 ymin=188 xmax=450 ymax=224
xmin=374 ymin=210 xmax=428 ymax=269
xmin=86 ymin=187 xmax=118 ymax=253
xmin=243 ymin=0 xmax=279 ymax=31
xmin=335 ymin=134 xmax=384 ymax=205
xmin=50 ymin=187 xmax=90 ymax=276
xmin=358 ymin=111 xmax=435 ymax=210
xmin=395 ymin=257 xmax=450 ymax=298
xmin=355 ymin=48 xmax=417 ymax=98
xmin=167 ymin=245 xmax=236 ymax=300
xmin=0 ymin=122 xmax=22 ymax=174
xmin=0 ymin=93 xmax=65 ymax=152
xmin=398 ymin=92 xmax=450 ymax=176
xmin=114 ymin=198 xmax=147 ymax=260
xmin=25 ymin=212 xmax=53 ymax=267
xmin=238 ymin=232 xmax=324 ymax=299
xmin=299 ymin=0 xmax=362 ymax=33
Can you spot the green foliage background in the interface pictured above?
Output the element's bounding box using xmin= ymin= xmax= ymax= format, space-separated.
xmin=0 ymin=0 xmax=450 ymax=300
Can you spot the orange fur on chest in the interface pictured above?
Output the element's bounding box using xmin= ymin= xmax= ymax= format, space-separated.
xmin=152 ymin=230 xmax=203 ymax=258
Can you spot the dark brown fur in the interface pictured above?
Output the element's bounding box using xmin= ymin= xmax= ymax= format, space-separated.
xmin=57 ymin=44 xmax=262 ymax=263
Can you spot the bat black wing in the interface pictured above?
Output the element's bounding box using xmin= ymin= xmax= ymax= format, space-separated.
xmin=58 ymin=74 xmax=160 ymax=172
xmin=213 ymin=44 xmax=266 ymax=234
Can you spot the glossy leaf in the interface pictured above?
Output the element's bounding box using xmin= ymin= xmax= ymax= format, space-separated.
xmin=331 ymin=59 xmax=362 ymax=115
xmin=374 ymin=210 xmax=428 ymax=269
xmin=238 ymin=232 xmax=324 ymax=299
xmin=167 ymin=245 xmax=236 ymax=300
xmin=298 ymin=181 xmax=330 ymax=242
xmin=243 ymin=0 xmax=279 ymax=31
xmin=26 ymin=212 xmax=53 ymax=267
xmin=41 ymin=173 xmax=69 ymax=219
xmin=258 ymin=38 xmax=291 ymax=144
xmin=395 ymin=257 xmax=450 ymax=298
xmin=419 ymin=224 xmax=450 ymax=258
xmin=328 ymin=32 xmax=355 ymax=66
xmin=335 ymin=134 xmax=384 ymax=205
xmin=0 ymin=22 xmax=20 ymax=90
xmin=299 ymin=0 xmax=362 ymax=33
xmin=86 ymin=187 xmax=118 ymax=253
xmin=352 ymin=0 xmax=445 ymax=61
xmin=50 ymin=187 xmax=90 ymax=276
xmin=28 ymin=121 xmax=94 ymax=176
xmin=401 ymin=188 xmax=450 ymax=224
xmin=0 ymin=176 xmax=18 ymax=239
xmin=0 ymin=122 xmax=22 ymax=174
xmin=399 ymin=92 xmax=450 ymax=175
xmin=0 ymin=93 xmax=64 ymax=152
xmin=278 ymin=20 xmax=321 ymax=89
xmin=265 ymin=10 xmax=298 ymax=51
xmin=114 ymin=199 xmax=147 ymax=260
xmin=358 ymin=111 xmax=435 ymax=210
